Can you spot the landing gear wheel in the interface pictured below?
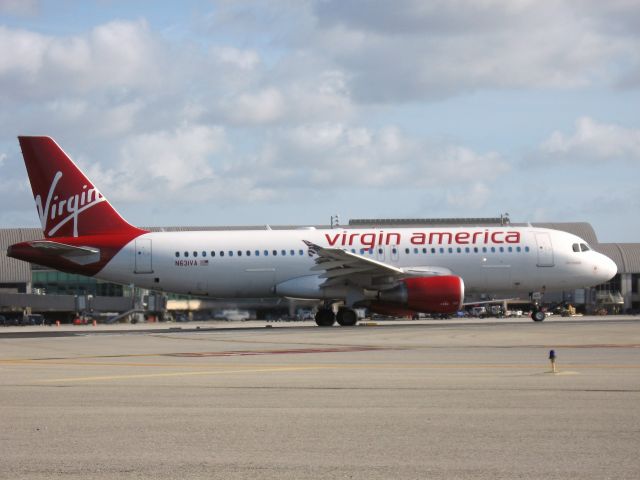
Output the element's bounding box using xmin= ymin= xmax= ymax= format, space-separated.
xmin=531 ymin=310 xmax=546 ymax=322
xmin=336 ymin=308 xmax=358 ymax=327
xmin=315 ymin=308 xmax=336 ymax=327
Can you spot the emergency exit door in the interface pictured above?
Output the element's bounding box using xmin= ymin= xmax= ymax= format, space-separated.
xmin=134 ymin=238 xmax=153 ymax=273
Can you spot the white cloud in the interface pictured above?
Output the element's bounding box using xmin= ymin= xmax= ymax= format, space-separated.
xmin=224 ymin=87 xmax=285 ymax=124
xmin=250 ymin=123 xmax=508 ymax=189
xmin=541 ymin=117 xmax=640 ymax=161
xmin=118 ymin=125 xmax=227 ymax=192
xmin=446 ymin=182 xmax=491 ymax=209
xmin=211 ymin=46 xmax=260 ymax=70
xmin=308 ymin=0 xmax=640 ymax=102
xmin=0 ymin=20 xmax=162 ymax=100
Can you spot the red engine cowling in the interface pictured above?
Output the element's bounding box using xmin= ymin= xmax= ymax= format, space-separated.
xmin=376 ymin=275 xmax=464 ymax=314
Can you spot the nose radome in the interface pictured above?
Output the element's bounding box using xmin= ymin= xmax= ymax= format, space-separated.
xmin=599 ymin=255 xmax=618 ymax=282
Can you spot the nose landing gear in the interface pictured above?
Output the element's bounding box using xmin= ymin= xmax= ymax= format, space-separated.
xmin=529 ymin=291 xmax=546 ymax=321
xmin=531 ymin=309 xmax=546 ymax=322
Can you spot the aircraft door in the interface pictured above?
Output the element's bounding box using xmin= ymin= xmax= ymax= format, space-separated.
xmin=391 ymin=245 xmax=399 ymax=262
xmin=134 ymin=238 xmax=153 ymax=273
xmin=535 ymin=233 xmax=554 ymax=267
xmin=376 ymin=246 xmax=386 ymax=262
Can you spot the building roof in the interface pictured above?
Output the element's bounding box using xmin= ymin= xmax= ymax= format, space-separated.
xmin=595 ymin=243 xmax=640 ymax=273
xmin=531 ymin=222 xmax=600 ymax=245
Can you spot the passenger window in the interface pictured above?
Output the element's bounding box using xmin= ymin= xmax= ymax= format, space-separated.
xmin=255 ymin=250 xmax=260 ymax=256
xmin=247 ymin=250 xmax=251 ymax=256
xmin=456 ymin=247 xmax=461 ymax=253
xmin=491 ymin=247 xmax=496 ymax=253
xmin=572 ymin=243 xmax=580 ymax=252
xmin=228 ymin=251 xmax=233 ymax=257
xmin=264 ymin=250 xmax=269 ymax=256
xmin=290 ymin=249 xmax=295 ymax=256
xmin=499 ymin=246 xmax=504 ymax=252
xmin=525 ymin=246 xmax=530 ymax=252
xmin=237 ymin=251 xmax=242 ymax=256
xmin=184 ymin=251 xmax=189 ymax=257
xmin=422 ymin=248 xmax=427 ymax=254
xmin=193 ymin=251 xmax=198 ymax=257
xmin=281 ymin=249 xmax=286 ymax=256
xmin=580 ymin=243 xmax=590 ymax=252
xmin=202 ymin=251 xmax=206 ymax=257
xmin=378 ymin=248 xmax=383 ymax=254
xmin=448 ymin=248 xmax=453 ymax=253
xmin=465 ymin=247 xmax=470 ymax=253
xmin=273 ymin=250 xmax=277 ymax=256
xmin=482 ymin=247 xmax=487 ymax=253
xmin=299 ymin=250 xmax=304 ymax=256
xmin=175 ymin=252 xmax=180 ymax=258
xmin=432 ymin=248 xmax=436 ymax=254
xmin=220 ymin=251 xmax=224 ymax=257
xmin=439 ymin=248 xmax=444 ymax=254
xmin=516 ymin=246 xmax=521 ymax=252
xmin=473 ymin=247 xmax=478 ymax=253
xmin=508 ymin=246 xmax=512 ymax=252
xmin=211 ymin=251 xmax=216 ymax=257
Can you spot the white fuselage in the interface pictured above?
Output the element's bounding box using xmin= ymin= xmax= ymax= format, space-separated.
xmin=98 ymin=226 xmax=617 ymax=300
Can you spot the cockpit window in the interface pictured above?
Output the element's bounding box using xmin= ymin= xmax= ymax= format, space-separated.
xmin=580 ymin=243 xmax=590 ymax=252
xmin=572 ymin=243 xmax=580 ymax=252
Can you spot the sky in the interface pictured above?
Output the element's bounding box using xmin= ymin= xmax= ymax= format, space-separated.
xmin=0 ymin=0 xmax=639 ymax=243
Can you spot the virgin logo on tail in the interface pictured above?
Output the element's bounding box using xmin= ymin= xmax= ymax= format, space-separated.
xmin=35 ymin=170 xmax=106 ymax=238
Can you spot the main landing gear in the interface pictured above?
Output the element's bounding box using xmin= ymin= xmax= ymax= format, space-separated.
xmin=314 ymin=307 xmax=358 ymax=327
xmin=315 ymin=308 xmax=335 ymax=327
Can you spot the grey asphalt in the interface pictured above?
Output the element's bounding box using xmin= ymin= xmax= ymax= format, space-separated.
xmin=1 ymin=317 xmax=639 ymax=479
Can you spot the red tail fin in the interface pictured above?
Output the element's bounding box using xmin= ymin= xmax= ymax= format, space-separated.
xmin=18 ymin=136 xmax=143 ymax=238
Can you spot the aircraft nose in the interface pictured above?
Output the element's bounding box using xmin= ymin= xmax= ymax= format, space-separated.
xmin=597 ymin=254 xmax=617 ymax=282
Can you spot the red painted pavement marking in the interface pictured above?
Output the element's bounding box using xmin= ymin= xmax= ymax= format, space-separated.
xmin=164 ymin=346 xmax=387 ymax=357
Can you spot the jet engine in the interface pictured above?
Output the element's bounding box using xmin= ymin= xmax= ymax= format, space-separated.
xmin=375 ymin=275 xmax=464 ymax=314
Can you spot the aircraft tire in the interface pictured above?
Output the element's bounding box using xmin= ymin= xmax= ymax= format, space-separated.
xmin=531 ymin=310 xmax=546 ymax=322
xmin=336 ymin=308 xmax=358 ymax=327
xmin=315 ymin=309 xmax=336 ymax=327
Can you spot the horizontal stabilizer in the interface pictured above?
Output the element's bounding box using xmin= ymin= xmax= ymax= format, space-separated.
xmin=28 ymin=240 xmax=101 ymax=265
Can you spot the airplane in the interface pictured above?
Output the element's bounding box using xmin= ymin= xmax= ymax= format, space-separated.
xmin=7 ymin=136 xmax=617 ymax=326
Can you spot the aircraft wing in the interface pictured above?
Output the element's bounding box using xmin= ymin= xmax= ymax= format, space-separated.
xmin=303 ymin=240 xmax=449 ymax=289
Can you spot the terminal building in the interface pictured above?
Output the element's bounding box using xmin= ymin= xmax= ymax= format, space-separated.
xmin=1 ymin=220 xmax=639 ymax=321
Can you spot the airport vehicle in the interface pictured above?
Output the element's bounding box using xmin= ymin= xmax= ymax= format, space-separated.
xmin=23 ymin=314 xmax=45 ymax=326
xmin=7 ymin=137 xmax=617 ymax=326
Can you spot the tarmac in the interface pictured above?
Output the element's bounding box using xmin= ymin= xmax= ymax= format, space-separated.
xmin=1 ymin=316 xmax=639 ymax=479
